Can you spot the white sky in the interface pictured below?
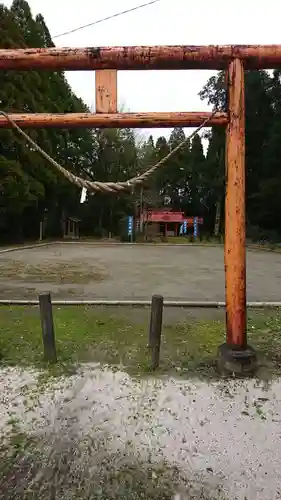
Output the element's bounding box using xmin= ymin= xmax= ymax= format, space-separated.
xmin=3 ymin=0 xmax=281 ymax=140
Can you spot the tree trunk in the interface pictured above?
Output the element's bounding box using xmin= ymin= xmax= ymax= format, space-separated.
xmin=109 ymin=202 xmax=113 ymax=235
xmin=98 ymin=205 xmax=104 ymax=234
xmin=214 ymin=198 xmax=221 ymax=237
xmin=60 ymin=208 xmax=66 ymax=238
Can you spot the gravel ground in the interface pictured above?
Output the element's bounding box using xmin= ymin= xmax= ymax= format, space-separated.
xmin=1 ymin=365 xmax=281 ymax=499
xmin=0 ymin=242 xmax=281 ymax=301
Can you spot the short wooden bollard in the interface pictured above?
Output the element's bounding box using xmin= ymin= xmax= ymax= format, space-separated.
xmin=39 ymin=293 xmax=57 ymax=363
xmin=149 ymin=294 xmax=163 ymax=370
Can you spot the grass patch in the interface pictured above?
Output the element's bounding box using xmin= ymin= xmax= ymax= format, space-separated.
xmin=0 ymin=260 xmax=105 ymax=284
xmin=0 ymin=425 xmax=38 ymax=489
xmin=0 ymin=305 xmax=152 ymax=375
xmin=247 ymin=243 xmax=281 ymax=253
xmin=0 ymin=439 xmax=208 ymax=500
xmin=135 ymin=235 xmax=224 ymax=245
xmin=165 ymin=236 xmax=224 ymax=245
xmin=0 ymin=306 xmax=280 ymax=378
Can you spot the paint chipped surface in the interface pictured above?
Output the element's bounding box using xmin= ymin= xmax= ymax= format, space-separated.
xmin=1 ymin=365 xmax=281 ymax=499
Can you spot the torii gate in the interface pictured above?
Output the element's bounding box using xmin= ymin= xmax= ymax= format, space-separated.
xmin=1 ymin=44 xmax=280 ymax=373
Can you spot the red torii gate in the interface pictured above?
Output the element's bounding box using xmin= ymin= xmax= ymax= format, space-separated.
xmin=1 ymin=43 xmax=279 ymax=372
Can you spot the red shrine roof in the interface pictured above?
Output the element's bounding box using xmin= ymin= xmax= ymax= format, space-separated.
xmin=141 ymin=210 xmax=203 ymax=224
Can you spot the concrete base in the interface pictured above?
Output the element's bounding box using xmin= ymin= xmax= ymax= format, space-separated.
xmin=217 ymin=343 xmax=257 ymax=376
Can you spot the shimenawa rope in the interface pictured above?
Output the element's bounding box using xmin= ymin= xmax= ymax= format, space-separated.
xmin=0 ymin=110 xmax=217 ymax=194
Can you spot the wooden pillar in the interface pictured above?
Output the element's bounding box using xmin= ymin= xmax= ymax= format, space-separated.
xmin=225 ymin=58 xmax=246 ymax=347
xmin=95 ymin=70 xmax=117 ymax=113
xmin=39 ymin=293 xmax=57 ymax=363
xmin=149 ymin=294 xmax=164 ymax=369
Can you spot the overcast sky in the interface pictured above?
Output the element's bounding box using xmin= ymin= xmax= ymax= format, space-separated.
xmin=3 ymin=0 xmax=281 ymax=140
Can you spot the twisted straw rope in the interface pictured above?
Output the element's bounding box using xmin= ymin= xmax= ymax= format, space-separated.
xmin=0 ymin=110 xmax=217 ymax=194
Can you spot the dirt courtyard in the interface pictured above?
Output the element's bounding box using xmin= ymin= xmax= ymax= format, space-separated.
xmin=0 ymin=242 xmax=280 ymax=301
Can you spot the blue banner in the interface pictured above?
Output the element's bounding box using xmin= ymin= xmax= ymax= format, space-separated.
xmin=194 ymin=217 xmax=198 ymax=238
xmin=128 ymin=216 xmax=133 ymax=236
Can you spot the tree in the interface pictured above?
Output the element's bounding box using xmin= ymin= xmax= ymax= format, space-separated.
xmin=81 ymin=127 xmax=140 ymax=236
xmin=186 ymin=134 xmax=206 ymax=215
xmin=0 ymin=1 xmax=97 ymax=241
xmin=203 ymin=129 xmax=225 ymax=235
xmin=252 ymin=69 xmax=281 ymax=236
xmin=199 ymin=68 xmax=274 ymax=238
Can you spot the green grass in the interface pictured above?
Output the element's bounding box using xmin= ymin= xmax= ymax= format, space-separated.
xmin=0 ymin=418 xmax=38 ymax=489
xmin=0 ymin=305 xmax=152 ymax=373
xmin=0 ymin=438 xmax=215 ymax=500
xmin=135 ymin=235 xmax=224 ymax=245
xmin=165 ymin=236 xmax=224 ymax=245
xmin=0 ymin=305 xmax=281 ymax=378
xmin=247 ymin=242 xmax=281 ymax=253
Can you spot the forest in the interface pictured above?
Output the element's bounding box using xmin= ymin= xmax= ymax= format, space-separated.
xmin=1 ymin=0 xmax=281 ymax=243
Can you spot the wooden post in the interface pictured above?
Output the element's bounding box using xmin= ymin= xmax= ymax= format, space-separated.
xmin=39 ymin=293 xmax=57 ymax=362
xmin=225 ymin=58 xmax=246 ymax=348
xmin=95 ymin=69 xmax=117 ymax=113
xmin=140 ymin=187 xmax=144 ymax=233
xmin=39 ymin=221 xmax=43 ymax=241
xmin=149 ymin=294 xmax=163 ymax=370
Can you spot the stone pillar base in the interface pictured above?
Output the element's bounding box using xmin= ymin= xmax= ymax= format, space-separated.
xmin=217 ymin=343 xmax=257 ymax=376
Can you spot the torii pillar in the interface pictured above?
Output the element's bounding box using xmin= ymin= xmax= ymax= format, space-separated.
xmin=218 ymin=58 xmax=256 ymax=375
